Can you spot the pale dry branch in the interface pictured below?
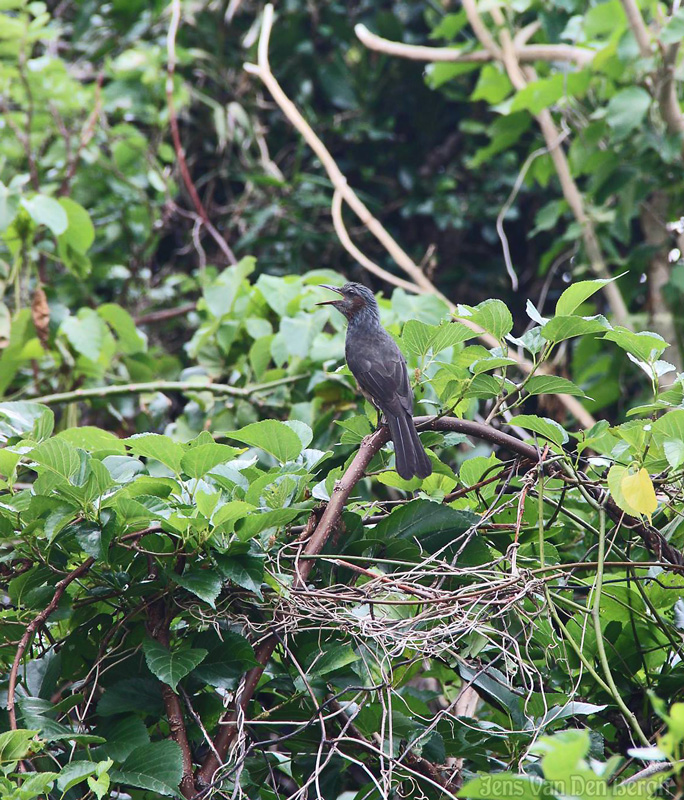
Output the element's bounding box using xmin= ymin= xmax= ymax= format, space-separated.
xmin=331 ymin=189 xmax=424 ymax=294
xmin=355 ymin=23 xmax=595 ymax=66
xmin=245 ymin=4 xmax=597 ymax=427
xmin=461 ymin=0 xmax=631 ymax=330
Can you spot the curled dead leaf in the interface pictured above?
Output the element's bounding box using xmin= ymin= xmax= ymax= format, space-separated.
xmin=32 ymin=286 xmax=50 ymax=348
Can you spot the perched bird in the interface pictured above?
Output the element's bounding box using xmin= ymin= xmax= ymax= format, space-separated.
xmin=318 ymin=282 xmax=432 ymax=480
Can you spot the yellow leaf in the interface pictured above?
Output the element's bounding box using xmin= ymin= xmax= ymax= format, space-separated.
xmin=620 ymin=468 xmax=657 ymax=518
xmin=607 ymin=465 xmax=639 ymax=516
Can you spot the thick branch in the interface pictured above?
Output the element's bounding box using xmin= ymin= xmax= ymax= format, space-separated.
xmin=29 ymin=375 xmax=307 ymax=405
xmin=620 ymin=0 xmax=652 ymax=58
xmin=355 ymin=24 xmax=595 ymax=66
xmin=147 ymin=598 xmax=194 ymax=798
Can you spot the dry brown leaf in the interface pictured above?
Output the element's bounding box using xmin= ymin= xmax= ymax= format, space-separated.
xmin=32 ymin=286 xmax=50 ymax=348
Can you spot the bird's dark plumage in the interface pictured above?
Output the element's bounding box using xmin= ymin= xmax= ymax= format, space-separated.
xmin=318 ymin=282 xmax=432 ymax=480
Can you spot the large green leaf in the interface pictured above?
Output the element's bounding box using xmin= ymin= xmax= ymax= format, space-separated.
xmin=225 ymin=419 xmax=303 ymax=462
xmin=455 ymin=299 xmax=512 ymax=341
xmin=180 ymin=443 xmax=241 ymax=478
xmin=606 ymin=87 xmax=651 ymax=138
xmin=125 ymin=434 xmax=185 ymax=473
xmin=511 ymin=414 xmax=568 ymax=446
xmin=21 ymin=194 xmax=68 ymax=235
xmin=541 ymin=315 xmax=610 ymax=343
xmin=30 ymin=438 xmax=83 ymax=482
xmin=0 ymin=729 xmax=39 ymax=763
xmin=173 ymin=568 xmax=223 ymax=608
xmin=555 ymin=276 xmax=622 ymax=317
xmin=373 ymin=499 xmax=480 ymax=555
xmin=603 ymin=327 xmax=669 ymax=363
xmin=111 ymin=741 xmax=183 ymax=797
xmin=142 ymin=639 xmax=207 ymax=692
xmin=0 ymin=401 xmax=54 ymax=441
xmin=524 ymin=375 xmax=586 ymax=398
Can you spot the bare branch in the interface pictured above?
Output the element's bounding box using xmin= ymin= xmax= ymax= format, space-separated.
xmin=621 ymin=0 xmax=652 ymax=58
xmin=245 ymin=4 xmax=597 ymax=428
xmin=355 ymin=23 xmax=595 ymax=66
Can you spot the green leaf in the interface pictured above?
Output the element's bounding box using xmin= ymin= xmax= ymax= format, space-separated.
xmin=512 ymin=414 xmax=568 ymax=446
xmin=57 ymin=197 xmax=94 ymax=252
xmin=192 ymin=632 xmax=258 ymax=689
xmin=31 ymin=438 xmax=82 ymax=482
xmin=56 ymin=761 xmax=98 ymax=793
xmin=21 ymin=194 xmax=68 ymax=235
xmin=98 ymin=304 xmax=146 ymax=354
xmin=94 ymin=716 xmax=150 ymax=761
xmin=60 ymin=309 xmax=109 ymax=362
xmin=664 ymin=439 xmax=684 ymax=470
xmin=96 ymin=678 xmax=163 ymax=717
xmin=0 ymin=729 xmax=39 ymax=763
xmin=471 ymin=64 xmax=512 ymax=104
xmin=402 ymin=319 xmax=476 ymax=357
xmin=606 ymin=87 xmax=651 ymax=138
xmin=235 ymin=507 xmax=303 ymax=541
xmin=180 ymin=443 xmax=240 ymax=478
xmin=661 ymin=8 xmax=684 ymax=44
xmin=373 ymin=499 xmax=481 ymax=555
xmin=0 ymin=401 xmax=54 ymax=440
xmin=215 ymin=552 xmax=264 ymax=598
xmin=225 ymin=420 xmax=303 ymax=462
xmin=212 ymin=500 xmax=256 ymax=530
xmin=510 ymin=72 xmax=589 ymax=115
xmin=336 ymin=415 xmax=372 ymax=444
xmin=203 ymin=257 xmax=255 ymax=318
xmin=125 ymin=433 xmax=185 ymax=473
xmin=111 ymin=741 xmax=183 ymax=797
xmin=0 ymin=180 xmax=19 ymax=231
xmin=555 ymin=276 xmax=623 ymax=316
xmin=541 ymin=315 xmax=610 ymax=343
xmin=524 ymin=375 xmax=587 ymax=398
xmin=56 ymin=426 xmax=126 ymax=454
xmin=174 ymin=568 xmax=223 ymax=607
xmin=455 ymin=299 xmax=512 ymax=341
xmin=603 ymin=327 xmax=669 ymax=363
xmin=142 ymin=639 xmax=208 ymax=691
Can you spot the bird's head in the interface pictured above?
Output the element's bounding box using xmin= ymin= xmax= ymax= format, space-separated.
xmin=317 ymin=282 xmax=379 ymax=322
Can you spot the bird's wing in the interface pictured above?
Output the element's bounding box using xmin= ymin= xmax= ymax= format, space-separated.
xmin=347 ymin=335 xmax=413 ymax=415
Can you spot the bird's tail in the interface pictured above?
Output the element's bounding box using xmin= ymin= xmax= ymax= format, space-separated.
xmin=386 ymin=411 xmax=432 ymax=480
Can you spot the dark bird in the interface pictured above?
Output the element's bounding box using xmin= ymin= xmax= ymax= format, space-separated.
xmin=318 ymin=282 xmax=432 ymax=480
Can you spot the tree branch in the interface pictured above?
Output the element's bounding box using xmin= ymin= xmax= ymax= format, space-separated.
xmin=8 ymin=557 xmax=95 ymax=732
xmin=355 ymin=23 xmax=595 ymax=66
xmin=147 ymin=597 xmax=195 ymax=798
xmin=196 ymin=413 xmax=682 ymax=786
xmin=245 ymin=4 xmax=597 ymax=428
xmin=460 ymin=0 xmax=631 ymax=329
xmin=29 ymin=375 xmax=307 ymax=405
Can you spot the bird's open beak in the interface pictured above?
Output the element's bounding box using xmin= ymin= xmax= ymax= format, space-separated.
xmin=316 ymin=284 xmax=344 ymax=305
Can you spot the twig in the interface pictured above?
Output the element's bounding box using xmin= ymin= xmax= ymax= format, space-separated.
xmin=196 ymin=413 xmax=683 ymax=786
xmin=621 ymin=0 xmax=652 ymax=58
xmin=331 ymin=189 xmax=423 ymax=294
xmin=29 ymin=374 xmax=307 ymax=405
xmin=166 ymin=0 xmax=237 ymax=266
xmin=135 ymin=302 xmax=198 ymax=325
xmin=8 ymin=557 xmax=95 ymax=732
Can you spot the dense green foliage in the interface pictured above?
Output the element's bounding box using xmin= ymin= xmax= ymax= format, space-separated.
xmin=3 ymin=0 xmax=684 ymax=799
